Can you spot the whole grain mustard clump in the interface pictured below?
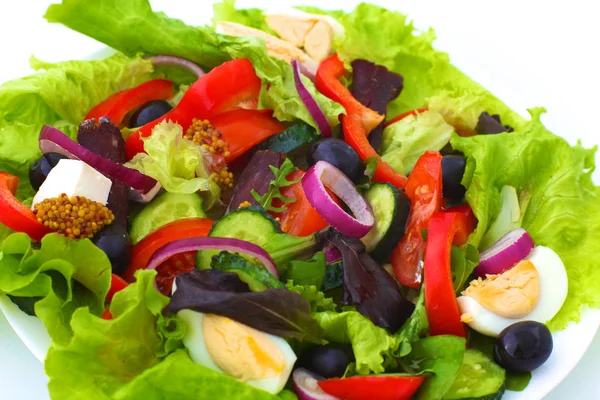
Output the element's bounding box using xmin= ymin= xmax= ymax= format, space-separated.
xmin=33 ymin=194 xmax=115 ymax=239
xmin=185 ymin=118 xmax=231 ymax=158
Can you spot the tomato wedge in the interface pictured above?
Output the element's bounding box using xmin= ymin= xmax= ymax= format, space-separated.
xmin=391 ymin=151 xmax=443 ymax=288
xmin=122 ymin=218 xmax=214 ymax=282
xmin=319 ymin=375 xmax=426 ymax=400
xmin=107 ymin=274 xmax=129 ymax=302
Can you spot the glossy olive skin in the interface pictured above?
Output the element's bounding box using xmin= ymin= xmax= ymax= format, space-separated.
xmin=307 ymin=139 xmax=363 ymax=183
xmin=128 ymin=100 xmax=172 ymax=128
xmin=29 ymin=153 xmax=68 ymax=191
xmin=93 ymin=226 xmax=132 ymax=275
xmin=493 ymin=321 xmax=553 ymax=373
xmin=441 ymin=155 xmax=467 ymax=200
xmin=296 ymin=344 xmax=354 ymax=378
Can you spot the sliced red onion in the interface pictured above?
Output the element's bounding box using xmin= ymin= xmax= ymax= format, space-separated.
xmin=324 ymin=244 xmax=341 ymax=264
xmin=292 ymin=60 xmax=332 ymax=138
xmin=474 ymin=228 xmax=535 ymax=277
xmin=293 ymin=368 xmax=339 ymax=400
xmin=302 ymin=161 xmax=374 ymax=238
xmin=39 ymin=125 xmax=161 ymax=203
xmin=146 ymin=237 xmax=279 ymax=279
xmin=298 ymin=62 xmax=316 ymax=82
xmin=144 ymin=55 xmax=205 ymax=78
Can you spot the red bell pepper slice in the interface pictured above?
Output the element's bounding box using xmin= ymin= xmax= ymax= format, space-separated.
xmin=384 ymin=107 xmax=428 ymax=127
xmin=424 ymin=211 xmax=470 ymax=338
xmin=211 ymin=108 xmax=286 ymax=162
xmin=0 ymin=172 xmax=52 ymax=242
xmin=125 ymin=59 xmax=261 ymax=160
xmin=315 ymin=54 xmax=408 ymax=189
xmin=86 ymin=79 xmax=174 ymax=126
xmin=318 ymin=375 xmax=426 ymax=400
xmin=122 ymin=218 xmax=214 ymax=282
xmin=391 ymin=151 xmax=443 ymax=288
xmin=107 ymin=273 xmax=129 ymax=303
xmin=443 ymin=203 xmax=477 ymax=240
xmin=101 ymin=309 xmax=113 ymax=320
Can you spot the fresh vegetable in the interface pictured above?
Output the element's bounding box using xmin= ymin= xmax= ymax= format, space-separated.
xmin=123 ymin=218 xmax=214 ymax=282
xmin=479 ymin=186 xmax=521 ymax=251
xmin=129 ymin=100 xmax=173 ymax=128
xmin=381 ymin=110 xmax=454 ymax=176
xmin=0 ymin=172 xmax=52 ymax=241
xmin=169 ymin=269 xmax=323 ymax=343
xmin=292 ymin=60 xmax=331 ymax=137
xmin=474 ymin=228 xmax=534 ymax=277
xmin=85 ymin=79 xmax=174 ymax=126
xmin=210 ymin=251 xmax=284 ymax=291
xmin=226 ymin=150 xmax=284 ymax=213
xmin=321 ymin=261 xmax=343 ymax=292
xmin=130 ymin=192 xmax=205 ymax=244
xmin=315 ymin=54 xmax=407 ymax=189
xmin=302 ymin=161 xmax=374 ymax=238
xmin=286 ymin=252 xmax=327 ymax=289
xmin=424 ymin=211 xmax=469 ymax=338
xmin=384 ymin=108 xmax=428 ymax=128
xmin=39 ymin=125 xmax=161 ymax=203
xmin=292 ymin=368 xmax=339 ymax=400
xmin=444 ymin=349 xmax=506 ymax=400
xmin=107 ymin=273 xmax=129 ymax=302
xmin=147 ymin=237 xmax=279 ymax=279
xmin=285 ymin=282 xmax=337 ymax=313
xmin=307 ymin=139 xmax=363 ymax=184
xmin=475 ymin=112 xmax=513 ymax=135
xmin=29 ymin=153 xmax=67 ymax=191
xmin=391 ymin=151 xmax=443 ymax=288
xmin=318 ymin=375 xmax=426 ymax=400
xmin=441 ymin=155 xmax=467 ymax=200
xmin=361 ymin=182 xmax=411 ymax=263
xmin=143 ymin=55 xmax=205 ymax=78
xmin=450 ymin=244 xmax=480 ymax=293
xmin=350 ymin=59 xmax=404 ymax=152
xmin=256 ymin=122 xmax=320 ymax=155
xmin=323 ymin=230 xmax=415 ymax=332
xmin=297 ymin=344 xmax=354 ymax=378
xmin=444 ymin=204 xmax=477 ymax=236
xmin=252 ymin=158 xmax=300 ymax=213
xmin=493 ymin=321 xmax=553 ymax=373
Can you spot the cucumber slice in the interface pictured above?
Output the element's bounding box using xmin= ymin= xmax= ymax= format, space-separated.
xmin=361 ymin=182 xmax=411 ymax=262
xmin=444 ymin=349 xmax=506 ymax=400
xmin=130 ymin=192 xmax=205 ymax=244
xmin=256 ymin=123 xmax=319 ymax=154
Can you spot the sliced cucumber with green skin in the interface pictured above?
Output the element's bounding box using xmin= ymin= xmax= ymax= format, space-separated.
xmin=129 ymin=192 xmax=205 ymax=244
xmin=256 ymin=123 xmax=320 ymax=154
xmin=444 ymin=349 xmax=506 ymax=400
xmin=361 ymin=183 xmax=411 ymax=263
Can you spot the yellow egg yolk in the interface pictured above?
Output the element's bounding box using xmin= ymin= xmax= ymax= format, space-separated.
xmin=202 ymin=314 xmax=286 ymax=381
xmin=463 ymin=260 xmax=540 ymax=318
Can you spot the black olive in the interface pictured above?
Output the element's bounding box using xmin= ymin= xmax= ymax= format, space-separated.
xmin=441 ymin=155 xmax=467 ymax=200
xmin=493 ymin=321 xmax=553 ymax=373
xmin=128 ymin=100 xmax=173 ymax=128
xmin=93 ymin=226 xmax=132 ymax=275
xmin=29 ymin=153 xmax=68 ymax=191
xmin=308 ymin=139 xmax=363 ymax=183
xmin=296 ymin=344 xmax=354 ymax=378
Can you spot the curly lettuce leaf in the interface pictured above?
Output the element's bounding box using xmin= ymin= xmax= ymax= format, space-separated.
xmin=285 ymin=281 xmax=336 ymax=313
xmin=452 ymin=108 xmax=600 ymax=329
xmin=45 ymin=270 xmax=175 ymax=400
xmin=0 ymin=233 xmax=110 ymax=345
xmin=45 ymin=0 xmax=344 ymax=130
xmin=212 ymin=0 xmax=274 ymax=34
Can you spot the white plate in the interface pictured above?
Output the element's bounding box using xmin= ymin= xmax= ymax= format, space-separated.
xmin=1 ymin=0 xmax=599 ymax=399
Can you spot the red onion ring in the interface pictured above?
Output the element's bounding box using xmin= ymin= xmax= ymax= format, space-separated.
xmin=474 ymin=228 xmax=535 ymax=277
xmin=145 ymin=237 xmax=279 ymax=279
xmin=302 ymin=161 xmax=374 ymax=238
xmin=292 ymin=60 xmax=332 ymax=137
xmin=293 ymin=368 xmax=339 ymax=400
xmin=144 ymin=55 xmax=205 ymax=78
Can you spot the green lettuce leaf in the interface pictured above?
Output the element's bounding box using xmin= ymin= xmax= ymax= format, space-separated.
xmin=451 ymin=108 xmax=600 ymax=329
xmin=45 ymin=269 xmax=173 ymax=400
xmin=285 ymin=251 xmax=327 ymax=288
xmin=381 ymin=110 xmax=454 ymax=174
xmin=45 ymin=0 xmax=344 ymax=130
xmin=125 ymin=121 xmax=221 ymax=205
xmin=285 ymin=281 xmax=337 ymax=313
xmin=212 ymin=0 xmax=274 ymax=34
xmin=0 ymin=233 xmax=111 ymax=345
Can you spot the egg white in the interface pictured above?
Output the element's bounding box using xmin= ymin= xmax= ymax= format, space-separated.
xmin=458 ymin=246 xmax=568 ymax=337
xmin=178 ymin=309 xmax=297 ymax=394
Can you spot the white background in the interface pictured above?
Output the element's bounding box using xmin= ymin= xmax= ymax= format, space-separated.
xmin=0 ymin=0 xmax=599 ymax=399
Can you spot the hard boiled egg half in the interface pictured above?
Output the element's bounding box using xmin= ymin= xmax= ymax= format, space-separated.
xmin=178 ymin=309 xmax=297 ymax=394
xmin=458 ymin=246 xmax=568 ymax=337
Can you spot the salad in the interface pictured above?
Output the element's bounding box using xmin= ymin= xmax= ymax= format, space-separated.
xmin=1 ymin=1 xmax=599 ymax=399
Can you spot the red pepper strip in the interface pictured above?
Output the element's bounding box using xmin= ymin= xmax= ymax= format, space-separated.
xmin=391 ymin=151 xmax=443 ymax=288
xmin=86 ymin=79 xmax=174 ymax=126
xmin=318 ymin=375 xmax=426 ymax=400
xmin=125 ymin=59 xmax=261 ymax=160
xmin=211 ymin=108 xmax=286 ymax=162
xmin=0 ymin=172 xmax=52 ymax=242
xmin=122 ymin=218 xmax=214 ymax=282
xmin=443 ymin=203 xmax=477 ymax=240
xmin=424 ymin=211 xmax=470 ymax=338
xmin=315 ymin=55 xmax=408 ymax=189
xmin=384 ymin=107 xmax=428 ymax=127
xmin=107 ymin=274 xmax=129 ymax=303
xmin=101 ymin=309 xmax=113 ymax=320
